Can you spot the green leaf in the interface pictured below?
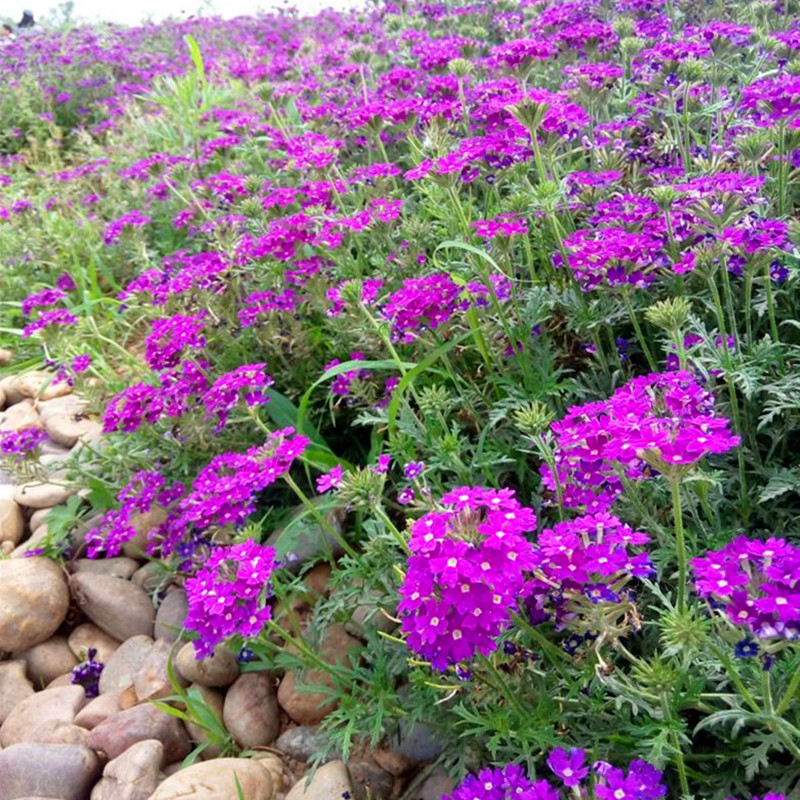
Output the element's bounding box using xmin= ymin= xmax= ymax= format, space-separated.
xmin=387 ymin=332 xmax=472 ymax=435
xmin=183 ymin=34 xmax=207 ymax=93
xmin=758 ymin=469 xmax=800 ymax=504
xmin=262 ymin=388 xmax=327 ymax=447
xmin=297 ymin=358 xmax=414 ymax=440
xmin=86 ymin=478 xmax=117 ymax=511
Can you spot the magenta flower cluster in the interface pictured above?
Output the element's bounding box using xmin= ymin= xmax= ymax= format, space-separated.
xmin=398 ymin=486 xmax=537 ymax=670
xmin=85 ymin=470 xmax=174 ymax=558
xmin=543 ymin=371 xmax=740 ymax=511
xmin=444 ymin=750 xmax=666 ymax=800
xmin=184 ymin=539 xmax=276 ymax=658
xmin=692 ymin=537 xmax=800 ymax=642
xmin=525 ymin=512 xmax=653 ymax=628
xmin=0 ymin=427 xmax=48 ymax=459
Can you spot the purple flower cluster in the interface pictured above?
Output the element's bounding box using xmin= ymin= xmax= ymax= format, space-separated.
xmin=70 ymin=647 xmax=104 ymax=698
xmin=22 ymin=309 xmax=79 ymax=338
xmin=558 ymin=228 xmax=665 ymax=291
xmin=85 ymin=470 xmax=175 ymax=557
xmin=21 ymin=288 xmax=66 ymax=316
xmin=185 ymin=539 xmax=276 ymax=658
xmin=444 ymin=751 xmax=666 ymax=800
xmin=525 ymin=513 xmax=653 ymax=632
xmin=692 ymin=537 xmax=800 ymax=643
xmin=102 ymin=209 xmax=151 ymax=245
xmin=0 ymin=427 xmax=48 ymax=459
xmin=103 ymin=359 xmax=211 ymax=433
xmin=398 ymin=486 xmax=537 ymax=670
xmin=543 ymin=372 xmax=740 ymax=511
xmin=144 ymin=313 xmax=207 ymax=371
xmin=174 ymin=427 xmax=309 ymax=533
xmin=202 ymin=363 xmax=273 ymax=429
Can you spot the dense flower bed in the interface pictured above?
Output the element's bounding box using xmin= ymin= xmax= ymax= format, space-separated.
xmin=1 ymin=0 xmax=799 ymax=795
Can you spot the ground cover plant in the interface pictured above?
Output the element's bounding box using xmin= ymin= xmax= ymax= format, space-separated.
xmin=1 ymin=0 xmax=800 ymax=796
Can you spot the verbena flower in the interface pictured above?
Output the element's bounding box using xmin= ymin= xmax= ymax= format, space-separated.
xmin=398 ymin=486 xmax=537 ymax=670
xmin=21 ymin=288 xmax=66 ymax=316
xmin=145 ymin=313 xmax=207 ymax=370
xmin=185 ymin=539 xmax=276 ymax=658
xmin=543 ymin=372 xmax=739 ymax=510
xmin=547 ymin=747 xmax=589 ymax=787
xmin=525 ymin=513 xmax=652 ymax=639
xmin=85 ymin=470 xmax=172 ymax=557
xmin=201 ymin=363 xmax=274 ymax=430
xmin=0 ymin=427 xmax=48 ymax=459
xmin=70 ymin=647 xmax=104 ymax=698
xmin=22 ymin=309 xmax=79 ymax=338
xmin=316 ymin=464 xmax=344 ymax=493
xmin=692 ymin=537 xmax=800 ymax=642
xmin=445 ymin=755 xmax=665 ymax=800
xmin=103 ymin=208 xmax=151 ymax=245
xmin=174 ymin=427 xmax=310 ymax=533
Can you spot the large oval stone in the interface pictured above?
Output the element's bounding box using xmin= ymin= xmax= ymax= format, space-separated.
xmin=85 ymin=703 xmax=190 ymax=763
xmin=175 ymin=642 xmax=238 ymax=687
xmin=285 ymin=761 xmax=353 ymax=800
xmin=0 ymin=558 xmax=70 ymax=652
xmin=69 ymin=573 xmax=154 ymax=642
xmin=0 ymin=498 xmax=24 ymax=546
xmin=0 ymin=660 xmax=35 ymax=726
xmin=223 ymin=672 xmax=280 ymax=748
xmin=0 ymin=685 xmax=87 ymax=747
xmin=147 ymin=758 xmax=275 ymax=800
xmin=16 ymin=635 xmax=78 ymax=687
xmin=0 ymin=742 xmax=101 ymax=800
xmin=92 ymin=738 xmax=164 ymax=800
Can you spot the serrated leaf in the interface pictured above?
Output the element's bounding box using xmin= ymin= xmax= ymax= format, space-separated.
xmin=759 ymin=469 xmax=800 ymax=503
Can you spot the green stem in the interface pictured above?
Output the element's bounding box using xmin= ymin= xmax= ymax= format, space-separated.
xmin=283 ymin=473 xmax=358 ymax=559
xmin=706 ymin=275 xmax=749 ymax=512
xmin=535 ymin=434 xmax=565 ymax=521
xmin=512 ymin=613 xmax=572 ymax=681
xmin=660 ymin=693 xmax=690 ymax=799
xmin=623 ymin=291 xmax=657 ymax=372
xmin=374 ymin=505 xmax=410 ymax=554
xmin=777 ymin=120 xmax=787 ymax=217
xmin=762 ymin=669 xmax=774 ymax=715
xmin=743 ymin=269 xmax=754 ymax=345
xmin=776 ymin=661 xmax=800 ymax=715
xmin=477 ymin=654 xmax=527 ymax=717
xmin=764 ymin=259 xmax=781 ymax=349
xmin=710 ymin=643 xmax=760 ymax=713
xmin=671 ymin=479 xmax=688 ymax=614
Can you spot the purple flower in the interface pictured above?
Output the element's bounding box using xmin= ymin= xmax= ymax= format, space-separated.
xmin=403 ymin=461 xmax=425 ymax=480
xmin=397 ymin=488 xmax=415 ymax=505
xmin=22 ymin=309 xmax=78 ymax=338
xmin=316 ymin=465 xmax=344 ymax=493
xmin=70 ymin=648 xmax=104 ymax=698
xmin=547 ymin=747 xmax=589 ymax=787
xmin=543 ymin=372 xmax=739 ymax=511
xmin=55 ymin=273 xmax=77 ymax=291
xmin=21 ymin=288 xmax=66 ymax=316
xmin=692 ymin=536 xmax=800 ymax=642
xmin=103 ymin=209 xmax=151 ymax=245
xmin=72 ymin=354 xmax=91 ymax=373
xmin=185 ymin=539 xmax=276 ymax=658
xmin=373 ymin=454 xmax=391 ymax=474
xmin=145 ymin=313 xmax=206 ymax=371
xmin=398 ymin=486 xmax=537 ymax=669
xmin=202 ymin=364 xmax=274 ymax=430
xmin=0 ymin=427 xmax=48 ymax=459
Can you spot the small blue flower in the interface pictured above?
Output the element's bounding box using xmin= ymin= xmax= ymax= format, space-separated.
xmin=734 ymin=638 xmax=759 ymax=659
